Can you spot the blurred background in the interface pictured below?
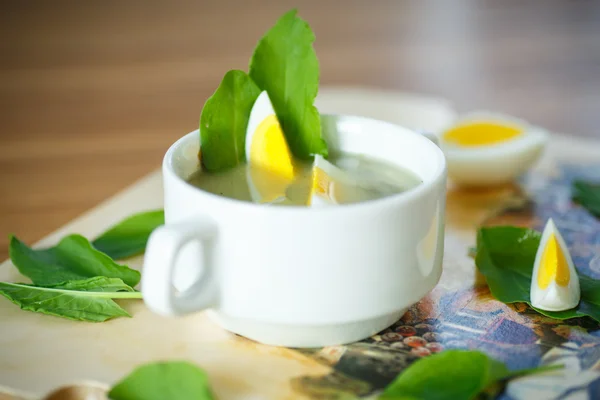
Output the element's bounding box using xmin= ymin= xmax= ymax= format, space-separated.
xmin=1 ymin=0 xmax=599 ymax=258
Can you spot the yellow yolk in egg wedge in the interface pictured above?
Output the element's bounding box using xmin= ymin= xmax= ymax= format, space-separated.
xmin=439 ymin=112 xmax=548 ymax=187
xmin=530 ymin=218 xmax=580 ymax=311
xmin=245 ymin=91 xmax=296 ymax=203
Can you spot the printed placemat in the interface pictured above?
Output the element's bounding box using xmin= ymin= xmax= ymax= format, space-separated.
xmin=288 ymin=163 xmax=600 ymax=399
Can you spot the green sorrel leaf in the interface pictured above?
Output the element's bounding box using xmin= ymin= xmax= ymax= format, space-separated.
xmin=50 ymin=276 xmax=137 ymax=292
xmin=475 ymin=226 xmax=600 ymax=322
xmin=92 ymin=210 xmax=164 ymax=259
xmin=9 ymin=234 xmax=140 ymax=288
xmin=200 ymin=69 xmax=261 ymax=172
xmin=381 ymin=350 xmax=562 ymax=400
xmin=108 ymin=361 xmax=214 ymax=400
xmin=572 ymin=180 xmax=600 ymax=218
xmin=0 ymin=280 xmax=140 ymax=322
xmin=249 ymin=9 xmax=328 ymax=160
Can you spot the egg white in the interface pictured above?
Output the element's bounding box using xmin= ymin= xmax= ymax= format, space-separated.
xmin=245 ymin=91 xmax=277 ymax=163
xmin=440 ymin=112 xmax=548 ymax=186
xmin=530 ymin=218 xmax=580 ymax=311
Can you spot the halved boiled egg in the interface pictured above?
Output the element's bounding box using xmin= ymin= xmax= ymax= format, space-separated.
xmin=530 ymin=218 xmax=580 ymax=311
xmin=245 ymin=91 xmax=297 ymax=203
xmin=439 ymin=112 xmax=548 ymax=187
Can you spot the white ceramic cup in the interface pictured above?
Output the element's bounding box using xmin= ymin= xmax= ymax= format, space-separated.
xmin=142 ymin=114 xmax=447 ymax=348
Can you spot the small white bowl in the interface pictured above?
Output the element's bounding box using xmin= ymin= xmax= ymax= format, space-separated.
xmin=439 ymin=111 xmax=549 ymax=187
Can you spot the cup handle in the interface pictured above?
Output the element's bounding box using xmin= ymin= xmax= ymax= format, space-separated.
xmin=141 ymin=217 xmax=218 ymax=316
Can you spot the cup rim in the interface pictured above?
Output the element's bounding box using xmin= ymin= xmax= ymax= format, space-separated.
xmin=163 ymin=114 xmax=447 ymax=214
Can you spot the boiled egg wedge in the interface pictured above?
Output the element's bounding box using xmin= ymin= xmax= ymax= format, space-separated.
xmin=308 ymin=155 xmax=340 ymax=206
xmin=245 ymin=91 xmax=297 ymax=203
xmin=439 ymin=112 xmax=548 ymax=187
xmin=530 ymin=218 xmax=580 ymax=311
xmin=307 ymin=155 xmax=381 ymax=206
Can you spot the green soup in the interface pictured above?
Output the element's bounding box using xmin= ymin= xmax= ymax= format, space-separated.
xmin=187 ymin=152 xmax=422 ymax=206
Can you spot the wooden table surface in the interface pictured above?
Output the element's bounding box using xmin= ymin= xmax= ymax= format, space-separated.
xmin=1 ymin=0 xmax=599 ymax=260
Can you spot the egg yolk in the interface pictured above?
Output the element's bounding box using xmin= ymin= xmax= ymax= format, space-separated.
xmin=537 ymin=233 xmax=570 ymax=289
xmin=443 ymin=121 xmax=523 ymax=146
xmin=249 ymin=115 xmax=294 ymax=179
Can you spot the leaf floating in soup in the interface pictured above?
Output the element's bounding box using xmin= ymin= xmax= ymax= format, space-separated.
xmin=198 ymin=9 xmax=327 ymax=173
xmin=200 ymin=70 xmax=261 ymax=172
xmin=249 ymin=9 xmax=328 ymax=160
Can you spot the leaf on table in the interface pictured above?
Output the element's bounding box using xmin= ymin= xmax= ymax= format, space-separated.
xmin=572 ymin=180 xmax=600 ymax=218
xmin=0 ymin=281 xmax=140 ymax=322
xmin=475 ymin=226 xmax=600 ymax=322
xmin=380 ymin=350 xmax=562 ymax=400
xmin=249 ymin=9 xmax=328 ymax=160
xmin=108 ymin=361 xmax=214 ymax=400
xmin=51 ymin=276 xmax=137 ymax=292
xmin=92 ymin=209 xmax=165 ymax=260
xmin=200 ymin=70 xmax=261 ymax=172
xmin=9 ymin=234 xmax=141 ymax=288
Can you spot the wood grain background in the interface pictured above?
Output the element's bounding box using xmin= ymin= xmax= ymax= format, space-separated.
xmin=1 ymin=0 xmax=599 ymax=259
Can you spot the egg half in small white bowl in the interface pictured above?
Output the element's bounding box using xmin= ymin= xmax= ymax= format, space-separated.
xmin=439 ymin=112 xmax=548 ymax=187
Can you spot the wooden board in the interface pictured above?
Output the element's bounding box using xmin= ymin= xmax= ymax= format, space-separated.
xmin=1 ymin=89 xmax=600 ymax=399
